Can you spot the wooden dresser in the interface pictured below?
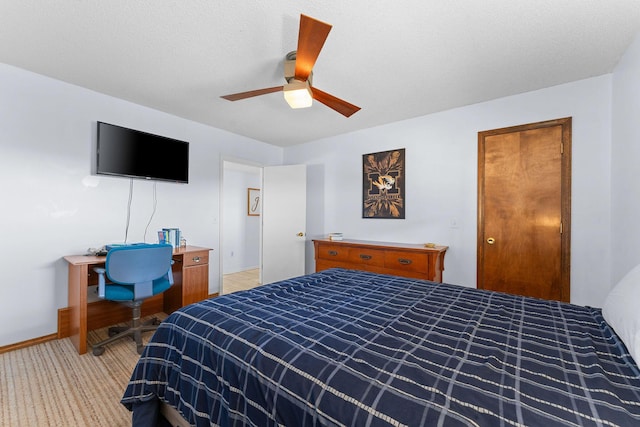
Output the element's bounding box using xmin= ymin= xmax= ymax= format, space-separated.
xmin=313 ymin=239 xmax=448 ymax=282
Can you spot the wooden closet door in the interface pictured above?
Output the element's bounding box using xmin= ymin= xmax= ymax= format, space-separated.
xmin=477 ymin=118 xmax=571 ymax=302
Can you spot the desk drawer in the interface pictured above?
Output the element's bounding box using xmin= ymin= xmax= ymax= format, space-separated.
xmin=316 ymin=243 xmax=350 ymax=262
xmin=384 ymin=251 xmax=429 ymax=274
xmin=348 ymin=248 xmax=385 ymax=267
xmin=183 ymin=251 xmax=209 ymax=267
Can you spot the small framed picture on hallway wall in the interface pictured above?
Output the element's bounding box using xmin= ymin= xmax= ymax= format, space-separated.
xmin=248 ymin=188 xmax=260 ymax=216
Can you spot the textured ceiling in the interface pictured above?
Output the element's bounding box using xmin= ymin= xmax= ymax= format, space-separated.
xmin=1 ymin=1 xmax=639 ymax=147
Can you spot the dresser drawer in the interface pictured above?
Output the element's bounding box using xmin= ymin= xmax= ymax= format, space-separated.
xmin=347 ymin=248 xmax=385 ymax=267
xmin=383 ymin=251 xmax=429 ymax=274
xmin=183 ymin=251 xmax=209 ymax=267
xmin=316 ymin=243 xmax=350 ymax=262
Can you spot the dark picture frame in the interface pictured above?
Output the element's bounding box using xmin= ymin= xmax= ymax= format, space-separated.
xmin=362 ymin=148 xmax=405 ymax=218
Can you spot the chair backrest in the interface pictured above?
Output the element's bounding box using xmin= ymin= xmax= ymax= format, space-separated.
xmin=106 ymin=243 xmax=174 ymax=286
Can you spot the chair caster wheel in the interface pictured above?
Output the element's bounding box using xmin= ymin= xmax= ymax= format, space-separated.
xmin=93 ymin=346 xmax=105 ymax=356
xmin=137 ymin=345 xmax=145 ymax=355
xmin=108 ymin=328 xmax=118 ymax=337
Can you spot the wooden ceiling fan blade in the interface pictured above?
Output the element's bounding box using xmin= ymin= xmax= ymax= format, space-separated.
xmin=311 ymin=87 xmax=361 ymax=117
xmin=221 ymin=86 xmax=283 ymax=101
xmin=294 ymin=14 xmax=332 ymax=81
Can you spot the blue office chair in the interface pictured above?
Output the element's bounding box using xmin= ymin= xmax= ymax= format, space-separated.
xmin=92 ymin=243 xmax=174 ymax=356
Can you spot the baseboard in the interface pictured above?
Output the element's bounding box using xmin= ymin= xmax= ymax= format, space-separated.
xmin=0 ymin=333 xmax=58 ymax=355
xmin=0 ymin=308 xmax=72 ymax=354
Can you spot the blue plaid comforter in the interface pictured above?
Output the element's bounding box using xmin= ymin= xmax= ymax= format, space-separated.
xmin=121 ymin=268 xmax=640 ymax=426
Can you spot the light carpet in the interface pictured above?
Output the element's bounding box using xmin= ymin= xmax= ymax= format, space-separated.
xmin=0 ymin=317 xmax=165 ymax=426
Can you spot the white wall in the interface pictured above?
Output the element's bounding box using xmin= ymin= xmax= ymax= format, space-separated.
xmin=612 ymin=32 xmax=640 ymax=284
xmin=4 ymin=35 xmax=637 ymax=347
xmin=0 ymin=63 xmax=282 ymax=346
xmin=222 ymin=164 xmax=261 ymax=274
xmin=286 ymin=75 xmax=613 ymax=308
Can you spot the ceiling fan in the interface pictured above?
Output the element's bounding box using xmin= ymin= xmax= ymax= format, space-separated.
xmin=220 ymin=14 xmax=361 ymax=118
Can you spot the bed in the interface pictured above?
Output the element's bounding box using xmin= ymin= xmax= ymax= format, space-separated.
xmin=121 ymin=268 xmax=640 ymax=426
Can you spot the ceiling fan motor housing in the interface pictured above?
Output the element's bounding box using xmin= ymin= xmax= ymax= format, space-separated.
xmin=284 ymin=51 xmax=312 ymax=85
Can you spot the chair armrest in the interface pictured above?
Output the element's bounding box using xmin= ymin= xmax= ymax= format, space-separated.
xmin=168 ymin=260 xmax=175 ymax=285
xmin=94 ymin=267 xmax=106 ymax=298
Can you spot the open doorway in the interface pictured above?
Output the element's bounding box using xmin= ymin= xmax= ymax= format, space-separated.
xmin=221 ymin=160 xmax=262 ymax=294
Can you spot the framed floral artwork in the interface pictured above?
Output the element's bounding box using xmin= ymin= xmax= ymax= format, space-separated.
xmin=362 ymin=148 xmax=405 ymax=218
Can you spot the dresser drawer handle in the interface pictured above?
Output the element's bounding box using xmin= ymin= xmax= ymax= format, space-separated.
xmin=398 ymin=258 xmax=412 ymax=265
xmin=359 ymin=254 xmax=372 ymax=260
xmin=192 ymin=256 xmax=201 ymax=263
xmin=328 ymin=250 xmax=338 ymax=256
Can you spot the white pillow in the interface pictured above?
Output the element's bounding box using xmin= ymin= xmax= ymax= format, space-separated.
xmin=602 ymin=263 xmax=640 ymax=366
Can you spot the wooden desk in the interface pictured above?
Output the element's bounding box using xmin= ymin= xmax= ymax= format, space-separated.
xmin=313 ymin=239 xmax=447 ymax=282
xmin=63 ymin=245 xmax=211 ymax=354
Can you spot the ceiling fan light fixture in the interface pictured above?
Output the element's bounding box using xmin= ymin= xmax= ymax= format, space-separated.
xmin=283 ymin=79 xmax=313 ymax=109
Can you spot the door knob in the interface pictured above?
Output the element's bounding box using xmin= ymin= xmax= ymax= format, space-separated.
xmin=297 ymin=232 xmax=305 ymax=237
xmin=487 ymin=237 xmax=495 ymax=245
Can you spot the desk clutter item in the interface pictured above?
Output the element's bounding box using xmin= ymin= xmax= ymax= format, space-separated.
xmin=87 ymin=247 xmax=108 ymax=256
xmin=328 ymin=232 xmax=343 ymax=241
xmin=158 ymin=228 xmax=182 ymax=248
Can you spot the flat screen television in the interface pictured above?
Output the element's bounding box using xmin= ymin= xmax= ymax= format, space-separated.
xmin=96 ymin=121 xmax=189 ymax=183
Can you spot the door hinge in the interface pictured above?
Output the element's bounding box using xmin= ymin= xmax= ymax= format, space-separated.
xmin=560 ymin=221 xmax=563 ymax=234
xmin=560 ymin=142 xmax=564 ymax=154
